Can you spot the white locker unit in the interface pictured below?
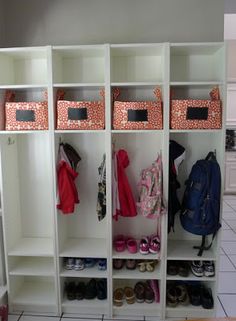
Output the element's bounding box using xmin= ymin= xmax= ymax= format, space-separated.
xmin=0 ymin=43 xmax=225 ymax=319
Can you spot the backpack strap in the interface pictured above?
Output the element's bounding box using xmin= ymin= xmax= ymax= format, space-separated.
xmin=194 ymin=234 xmax=216 ymax=257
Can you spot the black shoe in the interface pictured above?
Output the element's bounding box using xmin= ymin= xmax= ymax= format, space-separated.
xmin=201 ymin=287 xmax=214 ymax=309
xmin=85 ymin=279 xmax=97 ymax=299
xmin=189 ymin=284 xmax=201 ymax=306
xmin=75 ymin=282 xmax=85 ymax=300
xmin=65 ymin=282 xmax=76 ymax=300
xmin=97 ymin=279 xmax=107 ymax=300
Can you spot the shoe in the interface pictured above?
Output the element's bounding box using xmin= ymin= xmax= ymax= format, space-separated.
xmin=84 ymin=258 xmax=96 ymax=268
xmin=189 ymin=284 xmax=201 ymax=306
xmin=0 ymin=304 xmax=8 ymax=321
xmin=113 ymin=259 xmax=124 ymax=270
xmin=146 ymin=261 xmax=155 ymax=272
xmin=126 ymin=238 xmax=138 ymax=253
xmin=114 ymin=235 xmax=125 ymax=252
xmin=75 ymin=282 xmax=85 ymax=300
xmin=190 ymin=261 xmax=204 ymax=277
xmin=124 ymin=287 xmax=135 ymax=304
xmin=96 ymin=279 xmax=107 ymax=300
xmin=74 ymin=258 xmax=85 ymax=271
xmin=166 ymin=285 xmax=178 ymax=307
xmin=175 ymin=284 xmax=189 ymax=305
xmin=178 ymin=262 xmax=189 ymax=277
xmin=143 ymin=282 xmax=154 ymax=303
xmin=149 ymin=235 xmax=160 ymax=254
xmin=167 ymin=261 xmax=179 ymax=276
xmin=65 ymin=282 xmax=76 ymax=300
xmin=65 ymin=257 xmax=75 ymax=270
xmin=98 ymin=259 xmax=107 ymax=271
xmin=84 ymin=279 xmax=97 ymax=299
xmin=203 ymin=261 xmax=215 ymax=277
xmin=138 ymin=261 xmax=146 ymax=272
xmin=139 ymin=237 xmax=149 ymax=254
xmin=113 ymin=288 xmax=124 ymax=306
xmin=126 ymin=259 xmax=136 ymax=270
xmin=134 ymin=282 xmax=145 ymax=303
xmin=201 ymin=286 xmax=214 ymax=309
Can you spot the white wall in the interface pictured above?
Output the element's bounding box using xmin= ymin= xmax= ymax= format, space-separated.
xmin=3 ymin=0 xmax=224 ymax=47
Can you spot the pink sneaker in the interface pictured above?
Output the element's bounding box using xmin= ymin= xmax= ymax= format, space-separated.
xmin=149 ymin=235 xmax=160 ymax=254
xmin=126 ymin=238 xmax=137 ymax=254
xmin=139 ymin=237 xmax=149 ymax=254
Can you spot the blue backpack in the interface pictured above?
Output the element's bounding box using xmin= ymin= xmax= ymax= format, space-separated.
xmin=180 ymin=152 xmax=221 ymax=256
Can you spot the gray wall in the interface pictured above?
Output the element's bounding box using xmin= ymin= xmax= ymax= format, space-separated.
xmin=225 ymin=0 xmax=236 ymax=13
xmin=0 ymin=0 xmax=5 ymax=46
xmin=2 ymin=0 xmax=224 ymax=47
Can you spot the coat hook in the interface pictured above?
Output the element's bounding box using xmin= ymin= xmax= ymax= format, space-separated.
xmin=7 ymin=137 xmax=15 ymax=145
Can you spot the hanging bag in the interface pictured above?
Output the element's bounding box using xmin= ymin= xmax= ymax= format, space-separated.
xmin=113 ymin=87 xmax=163 ymax=130
xmin=5 ymin=90 xmax=48 ymax=130
xmin=170 ymin=87 xmax=222 ymax=129
xmin=56 ymin=89 xmax=105 ymax=130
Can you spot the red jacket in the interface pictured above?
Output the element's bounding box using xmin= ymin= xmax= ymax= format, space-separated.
xmin=57 ymin=160 xmax=79 ymax=214
xmin=116 ymin=149 xmax=137 ymax=218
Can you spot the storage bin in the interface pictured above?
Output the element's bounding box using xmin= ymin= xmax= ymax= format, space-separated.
xmin=5 ymin=91 xmax=48 ymax=130
xmin=56 ymin=89 xmax=105 ymax=130
xmin=170 ymin=87 xmax=222 ymax=130
xmin=113 ymin=87 xmax=163 ymax=130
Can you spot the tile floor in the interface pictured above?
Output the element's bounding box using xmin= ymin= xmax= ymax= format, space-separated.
xmin=7 ymin=195 xmax=236 ymax=320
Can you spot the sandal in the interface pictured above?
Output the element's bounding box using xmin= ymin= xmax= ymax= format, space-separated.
xmin=146 ymin=261 xmax=155 ymax=272
xmin=126 ymin=259 xmax=136 ymax=270
xmin=124 ymin=287 xmax=135 ymax=304
xmin=114 ymin=235 xmax=125 ymax=252
xmin=113 ymin=288 xmax=124 ymax=307
xmin=138 ymin=261 xmax=146 ymax=272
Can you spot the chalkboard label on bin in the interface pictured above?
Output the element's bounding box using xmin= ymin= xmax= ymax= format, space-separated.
xmin=68 ymin=107 xmax=88 ymax=120
xmin=16 ymin=110 xmax=35 ymax=122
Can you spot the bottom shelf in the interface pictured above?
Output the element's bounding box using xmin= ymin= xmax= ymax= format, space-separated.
xmin=10 ymin=281 xmax=57 ymax=313
xmin=62 ymin=297 xmax=108 ymax=314
xmin=166 ymin=306 xmax=215 ymax=318
xmin=113 ymin=301 xmax=160 ymax=317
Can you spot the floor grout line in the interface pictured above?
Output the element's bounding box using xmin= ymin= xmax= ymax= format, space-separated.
xmin=17 ymin=311 xmax=24 ymax=321
xmin=217 ymin=295 xmax=228 ymax=317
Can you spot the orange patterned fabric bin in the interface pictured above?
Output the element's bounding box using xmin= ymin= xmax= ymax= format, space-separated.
xmin=57 ymin=89 xmax=105 ymax=130
xmin=5 ymin=91 xmax=48 ymax=130
xmin=113 ymin=87 xmax=163 ymax=130
xmin=170 ymin=87 xmax=222 ymax=130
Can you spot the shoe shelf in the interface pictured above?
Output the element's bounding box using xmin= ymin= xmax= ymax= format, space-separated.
xmin=62 ymin=297 xmax=108 ymax=314
xmin=113 ymin=265 xmax=161 ymax=280
xmin=166 ymin=274 xmax=216 ymax=282
xmin=8 ymin=238 xmax=54 ymax=257
xmin=165 ymin=306 xmax=215 ymax=318
xmin=59 ymin=238 xmax=107 ymax=258
xmin=60 ymin=265 xmax=107 ymax=278
xmin=167 ymin=240 xmax=217 ymax=261
xmin=9 ymin=257 xmax=55 ymax=276
xmin=112 ymin=249 xmax=160 ymax=260
xmin=11 ymin=280 xmax=57 ymax=312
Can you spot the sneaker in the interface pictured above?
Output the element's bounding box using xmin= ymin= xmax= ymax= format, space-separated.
xmin=74 ymin=258 xmax=85 ymax=271
xmin=201 ymin=286 xmax=214 ymax=309
xmin=203 ymin=261 xmax=215 ymax=277
xmin=65 ymin=257 xmax=75 ymax=270
xmin=149 ymin=235 xmax=160 ymax=254
xmin=190 ymin=261 xmax=204 ymax=277
xmin=139 ymin=237 xmax=149 ymax=254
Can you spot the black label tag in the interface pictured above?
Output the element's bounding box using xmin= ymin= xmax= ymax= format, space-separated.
xmin=128 ymin=109 xmax=148 ymax=122
xmin=16 ymin=110 xmax=35 ymax=122
xmin=68 ymin=107 xmax=88 ymax=120
xmin=186 ymin=107 xmax=208 ymax=120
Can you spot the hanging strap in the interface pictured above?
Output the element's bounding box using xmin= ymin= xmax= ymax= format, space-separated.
xmin=153 ymin=87 xmax=162 ymax=101
xmin=193 ymin=234 xmax=216 ymax=256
